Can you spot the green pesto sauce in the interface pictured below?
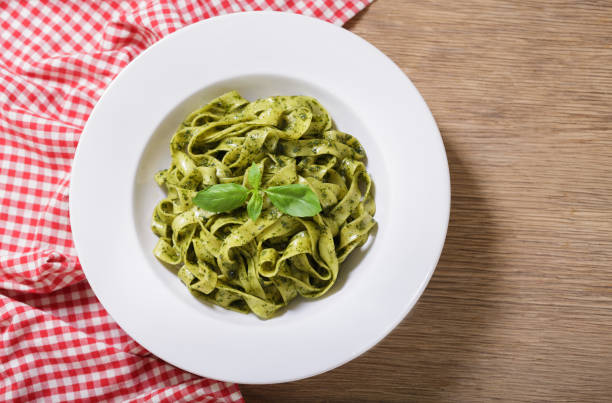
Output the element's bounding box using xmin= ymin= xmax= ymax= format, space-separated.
xmin=152 ymin=91 xmax=376 ymax=319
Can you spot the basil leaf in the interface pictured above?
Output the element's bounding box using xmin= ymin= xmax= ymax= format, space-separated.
xmin=247 ymin=191 xmax=263 ymax=221
xmin=265 ymin=184 xmax=322 ymax=217
xmin=247 ymin=162 xmax=262 ymax=190
xmin=193 ymin=183 xmax=248 ymax=213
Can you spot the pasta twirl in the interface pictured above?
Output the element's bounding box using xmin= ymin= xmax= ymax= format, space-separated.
xmin=152 ymin=91 xmax=376 ymax=319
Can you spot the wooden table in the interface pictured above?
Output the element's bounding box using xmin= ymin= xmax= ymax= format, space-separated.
xmin=241 ymin=1 xmax=612 ymax=401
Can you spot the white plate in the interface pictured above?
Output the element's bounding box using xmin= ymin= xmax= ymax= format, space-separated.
xmin=70 ymin=11 xmax=450 ymax=384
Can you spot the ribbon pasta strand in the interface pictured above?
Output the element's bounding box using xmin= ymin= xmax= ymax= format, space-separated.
xmin=152 ymin=91 xmax=376 ymax=319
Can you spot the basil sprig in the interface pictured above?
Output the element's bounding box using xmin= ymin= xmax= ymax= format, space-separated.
xmin=246 ymin=163 xmax=264 ymax=221
xmin=265 ymin=184 xmax=322 ymax=217
xmin=192 ymin=163 xmax=322 ymax=221
xmin=192 ymin=183 xmax=248 ymax=213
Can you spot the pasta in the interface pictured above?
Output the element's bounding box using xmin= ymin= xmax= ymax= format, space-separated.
xmin=151 ymin=91 xmax=376 ymax=319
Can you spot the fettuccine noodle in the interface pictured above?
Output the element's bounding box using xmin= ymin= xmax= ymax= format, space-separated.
xmin=152 ymin=91 xmax=376 ymax=319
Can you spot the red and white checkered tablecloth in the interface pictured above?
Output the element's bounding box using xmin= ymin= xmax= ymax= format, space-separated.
xmin=0 ymin=1 xmax=371 ymax=401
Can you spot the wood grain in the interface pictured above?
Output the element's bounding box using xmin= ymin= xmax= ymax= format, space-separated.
xmin=241 ymin=1 xmax=612 ymax=401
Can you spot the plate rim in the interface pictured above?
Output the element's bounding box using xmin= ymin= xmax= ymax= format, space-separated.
xmin=70 ymin=10 xmax=450 ymax=384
